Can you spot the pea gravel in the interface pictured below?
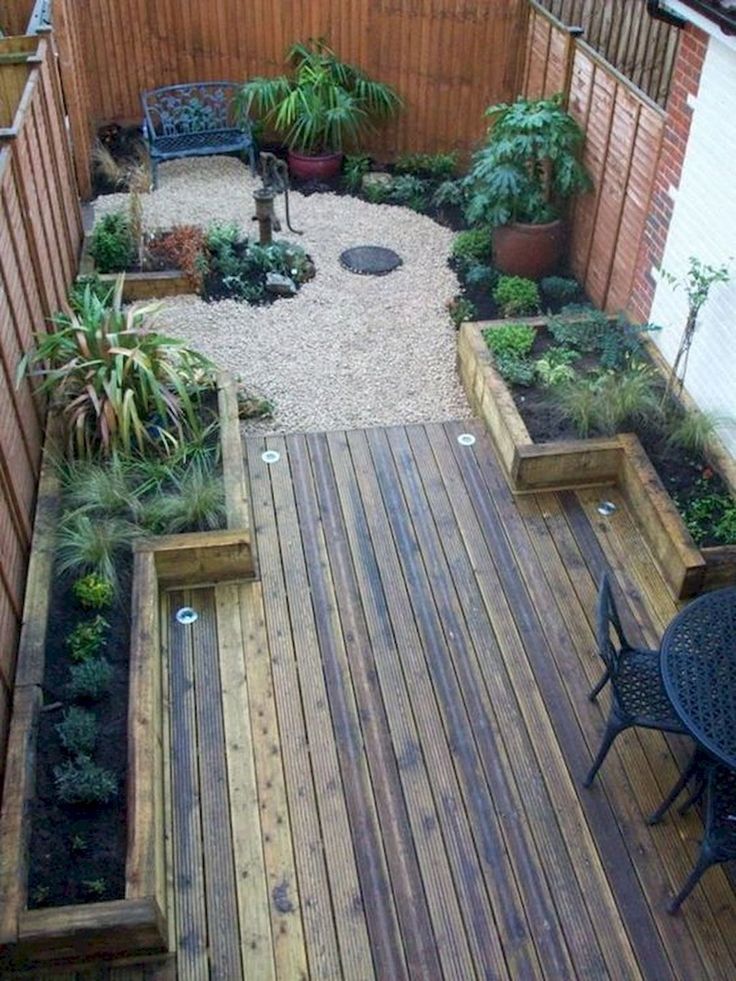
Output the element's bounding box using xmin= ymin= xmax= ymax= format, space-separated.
xmin=93 ymin=156 xmax=471 ymax=434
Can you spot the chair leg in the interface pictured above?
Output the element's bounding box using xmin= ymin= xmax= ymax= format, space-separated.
xmin=647 ymin=749 xmax=701 ymax=825
xmin=679 ymin=776 xmax=707 ymax=815
xmin=584 ymin=717 xmax=625 ymax=787
xmin=668 ymin=849 xmax=715 ymax=913
xmin=588 ymin=667 xmax=610 ymax=703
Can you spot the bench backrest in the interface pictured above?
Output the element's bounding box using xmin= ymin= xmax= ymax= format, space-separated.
xmin=141 ymin=82 xmax=247 ymax=138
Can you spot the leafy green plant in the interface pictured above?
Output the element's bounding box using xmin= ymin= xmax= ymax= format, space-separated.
xmin=58 ymin=459 xmax=139 ymax=519
xmin=483 ymin=321 xmax=536 ymax=359
xmin=451 ymin=228 xmax=493 ymax=266
xmin=494 ymin=352 xmax=535 ymax=386
xmin=69 ymin=275 xmax=115 ymax=313
xmin=493 ymin=276 xmax=540 ymax=317
xmin=343 ymin=153 xmax=371 ymax=191
xmin=658 ymin=256 xmax=730 ymax=400
xmin=395 ymin=151 xmax=457 ymax=180
xmin=363 ymin=181 xmax=390 ymax=204
xmin=139 ymin=464 xmax=225 ymax=534
xmin=66 ymin=615 xmax=110 ymax=662
xmin=72 ymin=573 xmax=115 ymax=610
xmin=448 ymin=296 xmax=477 ymax=328
xmin=67 ymin=658 xmax=114 ymax=701
xmin=464 ymin=263 xmax=497 ymax=291
xmin=204 ymin=225 xmax=310 ymax=303
xmin=535 ymin=348 xmax=578 ymax=387
xmin=88 ymin=211 xmax=135 ymax=273
xmin=82 ymin=879 xmax=107 ymax=898
xmin=540 ymin=276 xmax=580 ymax=305
xmin=71 ymin=834 xmax=88 ymax=853
xmin=31 ymin=885 xmax=50 ymax=906
xmin=386 ymin=174 xmax=431 ymax=211
xmin=56 ymin=707 xmax=98 ymax=756
xmin=463 ymin=94 xmax=591 ymax=227
xmin=546 ymin=304 xmax=609 ymax=353
xmin=554 ymin=366 xmax=660 ymax=437
xmin=666 ymin=409 xmax=730 ymax=455
xmin=57 ymin=512 xmax=135 ymax=585
xmin=237 ymin=39 xmax=401 ymax=154
xmin=54 ymin=756 xmax=116 ymax=804
xmin=17 ymin=279 xmax=217 ymax=459
xmin=432 ymin=179 xmax=464 ymax=209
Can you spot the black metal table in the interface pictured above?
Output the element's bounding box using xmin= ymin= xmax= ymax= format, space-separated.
xmin=660 ymin=586 xmax=736 ymax=770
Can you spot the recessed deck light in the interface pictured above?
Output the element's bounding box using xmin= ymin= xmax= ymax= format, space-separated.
xmin=175 ymin=607 xmax=199 ymax=625
xmin=597 ymin=500 xmax=617 ymax=516
xmin=457 ymin=433 xmax=476 ymax=447
xmin=261 ymin=450 xmax=280 ymax=464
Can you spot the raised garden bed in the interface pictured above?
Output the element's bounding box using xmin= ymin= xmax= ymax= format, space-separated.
xmin=0 ymin=374 xmax=254 ymax=967
xmin=458 ymin=321 xmax=736 ymax=599
xmin=79 ymin=232 xmax=195 ymax=304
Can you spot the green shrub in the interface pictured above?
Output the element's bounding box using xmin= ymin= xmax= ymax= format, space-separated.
xmin=56 ymin=512 xmax=135 ymax=585
xmin=599 ymin=315 xmax=659 ymax=370
xmin=448 ymin=296 xmax=477 ymax=328
xmin=535 ymin=349 xmax=578 ymax=387
xmin=82 ymin=879 xmax=107 ymax=897
xmin=67 ymin=658 xmax=114 ymax=701
xmin=59 ymin=459 xmax=138 ymax=518
xmin=387 ymin=174 xmax=431 ymax=211
xmin=451 ymin=228 xmax=493 ymax=265
xmin=553 ymin=377 xmax=598 ymax=437
xmin=540 ymin=276 xmax=579 ymax=305
xmin=67 ymin=616 xmax=110 ymax=662
xmin=139 ymin=464 xmax=225 ymax=534
xmin=72 ymin=573 xmax=115 ymax=610
xmin=464 ymin=263 xmax=497 ymax=290
xmin=363 ymin=181 xmax=390 ymax=204
xmin=554 ymin=367 xmax=660 ymax=437
xmin=494 ymin=353 xmax=535 ymax=386
xmin=493 ymin=276 xmax=540 ymax=317
xmin=343 ymin=153 xmax=371 ymax=192
xmin=395 ymin=151 xmax=457 ymax=180
xmin=432 ymin=179 xmax=464 ymax=208
xmin=88 ymin=211 xmax=135 ymax=273
xmin=546 ymin=304 xmax=609 ymax=353
xmin=54 ymin=756 xmax=116 ymax=804
xmin=666 ymin=409 xmax=728 ymax=455
xmin=483 ymin=322 xmax=536 ymax=359
xmin=56 ymin=707 xmax=98 ymax=756
xmin=68 ymin=276 xmax=115 ymax=313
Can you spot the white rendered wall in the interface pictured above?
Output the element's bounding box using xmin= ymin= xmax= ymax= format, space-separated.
xmin=649 ymin=35 xmax=736 ymax=455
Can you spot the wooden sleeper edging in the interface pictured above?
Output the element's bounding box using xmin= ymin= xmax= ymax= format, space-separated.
xmin=458 ymin=321 xmax=735 ymax=599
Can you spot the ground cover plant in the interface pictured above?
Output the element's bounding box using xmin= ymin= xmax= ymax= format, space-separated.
xmin=22 ymin=279 xmax=238 ymax=909
xmin=481 ymin=305 xmax=736 ymax=546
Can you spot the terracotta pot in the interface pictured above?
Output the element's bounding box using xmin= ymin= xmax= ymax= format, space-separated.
xmin=492 ymin=220 xmax=566 ymax=279
xmin=287 ymin=149 xmax=343 ymax=180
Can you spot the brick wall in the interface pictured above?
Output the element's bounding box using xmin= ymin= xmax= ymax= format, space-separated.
xmin=628 ymin=24 xmax=708 ymax=322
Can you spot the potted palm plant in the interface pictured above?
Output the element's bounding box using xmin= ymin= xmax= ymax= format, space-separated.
xmin=237 ymin=39 xmax=401 ymax=180
xmin=463 ymin=94 xmax=591 ymax=278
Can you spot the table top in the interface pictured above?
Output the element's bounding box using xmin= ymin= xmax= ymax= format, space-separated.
xmin=661 ymin=586 xmax=736 ymax=770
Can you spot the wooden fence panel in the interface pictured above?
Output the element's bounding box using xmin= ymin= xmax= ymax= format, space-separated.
xmin=0 ymin=37 xmax=82 ymax=791
xmin=1 ymin=1 xmax=36 ymax=36
xmin=523 ymin=4 xmax=665 ymax=313
xmin=62 ymin=0 xmax=528 ymax=160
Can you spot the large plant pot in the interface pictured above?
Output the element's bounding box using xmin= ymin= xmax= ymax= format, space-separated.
xmin=287 ymin=149 xmax=343 ymax=180
xmin=492 ymin=220 xmax=566 ymax=279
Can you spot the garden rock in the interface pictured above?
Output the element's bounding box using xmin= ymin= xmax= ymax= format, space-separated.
xmin=362 ymin=172 xmax=393 ymax=191
xmin=266 ymin=272 xmax=298 ymax=296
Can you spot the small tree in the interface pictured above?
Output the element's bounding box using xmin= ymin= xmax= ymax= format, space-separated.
xmin=661 ymin=256 xmax=730 ymax=401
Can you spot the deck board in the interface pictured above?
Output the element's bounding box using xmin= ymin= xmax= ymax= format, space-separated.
xmin=22 ymin=420 xmax=735 ymax=979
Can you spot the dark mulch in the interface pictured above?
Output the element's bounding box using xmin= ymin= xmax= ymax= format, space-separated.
xmin=27 ymin=559 xmax=132 ymax=909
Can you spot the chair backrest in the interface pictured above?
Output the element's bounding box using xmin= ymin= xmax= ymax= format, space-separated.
xmin=596 ymin=572 xmax=632 ymax=676
xmin=141 ymin=82 xmax=246 ymax=138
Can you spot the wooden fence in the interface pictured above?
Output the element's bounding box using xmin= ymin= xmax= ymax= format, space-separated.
xmin=535 ymin=0 xmax=680 ymax=106
xmin=0 ymin=34 xmax=82 ymax=788
xmin=522 ymin=2 xmax=666 ymax=313
xmin=55 ymin=0 xmax=528 ymax=162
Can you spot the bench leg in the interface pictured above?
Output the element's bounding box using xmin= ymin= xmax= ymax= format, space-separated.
xmin=248 ymin=145 xmax=257 ymax=178
xmin=151 ymin=159 xmax=159 ymax=191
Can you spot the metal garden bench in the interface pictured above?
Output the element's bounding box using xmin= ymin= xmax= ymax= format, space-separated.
xmin=141 ymin=82 xmax=256 ymax=188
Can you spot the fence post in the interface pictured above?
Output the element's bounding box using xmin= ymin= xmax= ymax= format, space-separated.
xmin=53 ymin=0 xmax=92 ymax=200
xmin=562 ymin=25 xmax=583 ymax=107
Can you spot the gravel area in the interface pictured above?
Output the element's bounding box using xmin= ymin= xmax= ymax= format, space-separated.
xmin=94 ymin=156 xmax=471 ymax=434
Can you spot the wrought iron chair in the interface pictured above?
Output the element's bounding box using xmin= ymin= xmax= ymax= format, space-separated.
xmin=668 ymin=763 xmax=736 ymax=912
xmin=583 ymin=573 xmax=689 ymax=787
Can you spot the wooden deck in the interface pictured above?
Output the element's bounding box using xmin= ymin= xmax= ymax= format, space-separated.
xmin=18 ymin=420 xmax=736 ymax=979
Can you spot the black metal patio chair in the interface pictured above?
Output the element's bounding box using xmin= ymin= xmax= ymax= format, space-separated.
xmin=668 ymin=763 xmax=736 ymax=912
xmin=583 ymin=573 xmax=690 ymax=787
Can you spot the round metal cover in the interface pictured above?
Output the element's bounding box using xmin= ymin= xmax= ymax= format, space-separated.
xmin=340 ymin=246 xmax=402 ymax=276
xmin=175 ymin=606 xmax=199 ymax=625
xmin=457 ymin=433 xmax=476 ymax=446
xmin=262 ymin=450 xmax=280 ymax=464
xmin=597 ymin=500 xmax=617 ymax=516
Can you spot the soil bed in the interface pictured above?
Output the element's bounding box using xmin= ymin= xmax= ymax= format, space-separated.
xmin=506 ymin=329 xmax=733 ymax=546
xmin=27 ymin=560 xmax=132 ymax=909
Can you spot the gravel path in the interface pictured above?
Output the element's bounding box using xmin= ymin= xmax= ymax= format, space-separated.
xmin=94 ymin=156 xmax=471 ymax=434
